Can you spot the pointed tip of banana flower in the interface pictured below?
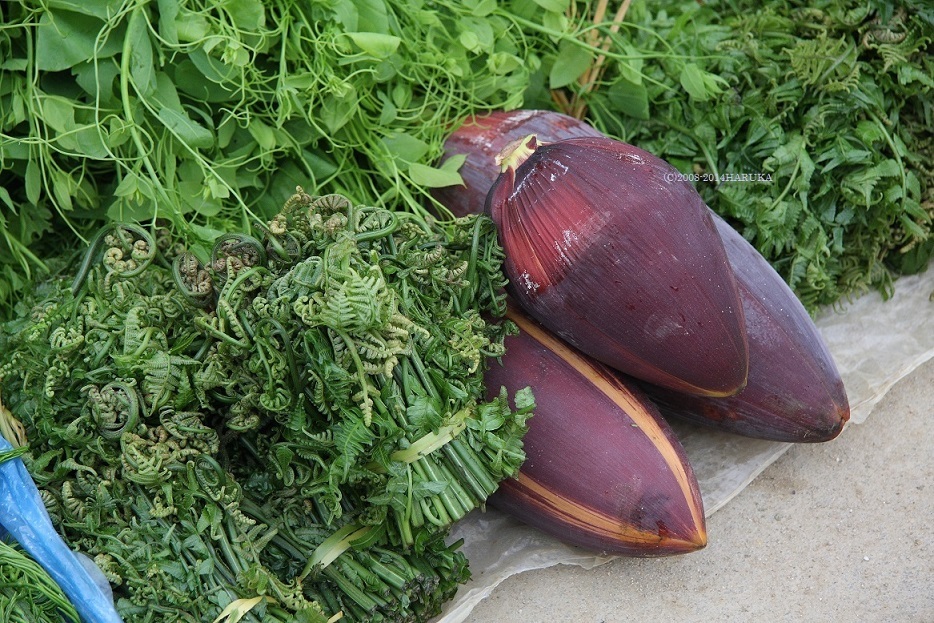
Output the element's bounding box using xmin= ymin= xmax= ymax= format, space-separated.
xmin=486 ymin=307 xmax=707 ymax=557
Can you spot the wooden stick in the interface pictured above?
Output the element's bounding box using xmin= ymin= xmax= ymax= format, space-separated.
xmin=570 ymin=0 xmax=634 ymax=119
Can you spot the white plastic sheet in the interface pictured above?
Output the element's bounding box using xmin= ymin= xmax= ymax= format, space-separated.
xmin=435 ymin=268 xmax=934 ymax=623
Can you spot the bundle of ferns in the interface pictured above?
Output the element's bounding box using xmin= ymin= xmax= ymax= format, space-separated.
xmin=0 ymin=189 xmax=533 ymax=623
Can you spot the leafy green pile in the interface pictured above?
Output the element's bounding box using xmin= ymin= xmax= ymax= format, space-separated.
xmin=0 ymin=190 xmax=532 ymax=622
xmin=0 ymin=0 xmax=549 ymax=313
xmin=543 ymin=0 xmax=933 ymax=310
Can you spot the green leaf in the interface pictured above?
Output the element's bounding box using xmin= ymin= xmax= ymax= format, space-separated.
xmin=72 ymin=60 xmax=121 ymax=103
xmin=188 ymin=49 xmax=239 ymax=85
xmin=344 ymin=32 xmax=401 ymax=58
xmin=408 ymin=162 xmax=463 ymax=188
xmin=157 ymin=108 xmax=215 ymax=149
xmin=40 ymin=96 xmax=76 ymax=134
xmin=112 ymin=173 xmax=139 ymax=198
xmin=855 ymin=120 xmax=884 ymax=145
xmin=465 ymin=0 xmax=497 ymax=17
xmin=549 ymin=40 xmax=592 ymax=89
xmin=320 ymin=89 xmax=359 ymax=134
xmin=679 ymin=63 xmax=726 ymax=101
xmin=0 ymin=58 xmax=27 ymax=72
xmin=608 ymin=78 xmax=649 ymax=120
xmin=458 ymin=17 xmax=495 ymax=53
xmin=330 ymin=0 xmax=359 ymax=29
xmin=247 ymin=119 xmax=277 ymax=151
xmin=488 ymin=51 xmax=522 ymax=76
xmin=174 ymin=11 xmax=211 ymax=43
xmin=679 ymin=63 xmax=707 ymax=100
xmin=411 ymin=480 xmax=449 ymax=498
xmin=50 ymin=170 xmax=74 ymax=212
xmin=173 ymin=60 xmax=236 ymax=103
xmin=189 ymin=223 xmax=228 ymax=244
xmin=47 ymin=0 xmax=122 ymax=19
xmin=219 ymin=0 xmax=265 ymax=30
xmin=459 ymin=29 xmax=480 ymax=52
xmin=353 ymin=0 xmax=389 ymax=33
xmin=616 ymin=42 xmax=645 ymax=85
xmin=440 ymin=153 xmax=466 ymax=174
xmin=303 ymin=149 xmax=340 ymax=180
xmin=543 ymin=11 xmax=570 ymax=36
xmin=74 ymin=125 xmax=111 ymax=159
xmin=334 ymin=415 xmax=375 ymax=462
xmin=0 ymin=187 xmax=13 ymax=211
xmin=197 ymin=503 xmax=221 ymax=534
xmin=36 ymin=11 xmax=115 ymax=72
xmin=533 ymin=0 xmax=569 ymax=12
xmin=898 ymin=64 xmax=934 ymax=88
xmin=152 ymin=72 xmax=184 ymax=110
xmin=24 ymin=159 xmax=41 ymax=206
xmin=156 ymin=0 xmax=181 ymax=43
xmin=381 ymin=132 xmax=429 ymax=163
xmin=378 ymin=98 xmax=397 ymax=125
xmin=106 ymin=195 xmax=157 ymax=222
xmin=406 ymin=395 xmax=443 ymax=430
xmin=391 ymin=83 xmax=411 ymax=108
xmin=851 ymin=159 xmax=901 ymax=184
xmin=127 ymin=9 xmax=157 ymax=96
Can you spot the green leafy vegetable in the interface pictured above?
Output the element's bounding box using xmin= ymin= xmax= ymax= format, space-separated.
xmin=0 ymin=190 xmax=533 ymax=622
xmin=548 ymin=0 xmax=933 ymax=310
xmin=0 ymin=0 xmax=555 ymax=315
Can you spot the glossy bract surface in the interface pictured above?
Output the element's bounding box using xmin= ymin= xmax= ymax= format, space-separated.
xmin=437 ymin=109 xmax=850 ymax=442
xmin=486 ymin=136 xmax=749 ymax=397
xmin=488 ymin=309 xmax=707 ymax=556
xmin=433 ymin=110 xmax=602 ymax=218
xmin=643 ymin=215 xmax=851 ymax=442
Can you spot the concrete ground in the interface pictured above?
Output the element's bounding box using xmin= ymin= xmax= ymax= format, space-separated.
xmin=465 ymin=356 xmax=934 ymax=623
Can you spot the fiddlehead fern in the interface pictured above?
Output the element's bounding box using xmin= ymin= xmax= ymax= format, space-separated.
xmin=84 ymin=380 xmax=141 ymax=440
xmin=71 ymin=224 xmax=157 ymax=296
xmin=173 ymin=252 xmax=215 ymax=309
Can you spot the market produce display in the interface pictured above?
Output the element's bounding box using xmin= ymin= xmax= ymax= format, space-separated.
xmin=1 ymin=0 xmax=930 ymax=316
xmin=433 ymin=110 xmax=853 ymax=551
xmin=0 ymin=0 xmax=930 ymax=621
xmin=0 ymin=0 xmax=550 ymax=315
xmin=560 ymin=0 xmax=934 ymax=311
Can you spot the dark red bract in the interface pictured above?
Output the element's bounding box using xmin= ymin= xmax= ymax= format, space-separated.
xmin=485 ymin=136 xmax=749 ymax=397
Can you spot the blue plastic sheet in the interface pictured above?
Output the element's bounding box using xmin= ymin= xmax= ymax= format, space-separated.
xmin=0 ymin=436 xmax=123 ymax=623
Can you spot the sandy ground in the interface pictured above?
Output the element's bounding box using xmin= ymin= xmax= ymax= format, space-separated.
xmin=465 ymin=357 xmax=934 ymax=623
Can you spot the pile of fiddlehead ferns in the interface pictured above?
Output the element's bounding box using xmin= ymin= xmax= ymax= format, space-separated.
xmin=0 ymin=189 xmax=533 ymax=623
